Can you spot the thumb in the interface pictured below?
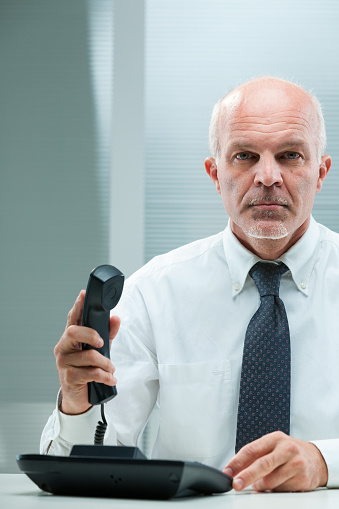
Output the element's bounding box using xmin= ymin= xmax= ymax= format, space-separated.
xmin=109 ymin=315 xmax=121 ymax=348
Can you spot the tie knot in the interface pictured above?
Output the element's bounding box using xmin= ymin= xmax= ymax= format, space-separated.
xmin=249 ymin=262 xmax=288 ymax=297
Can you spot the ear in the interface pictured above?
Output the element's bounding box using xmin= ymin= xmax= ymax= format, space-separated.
xmin=316 ymin=155 xmax=331 ymax=193
xmin=205 ymin=157 xmax=221 ymax=194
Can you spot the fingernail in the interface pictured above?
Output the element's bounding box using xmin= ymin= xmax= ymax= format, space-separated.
xmin=224 ymin=467 xmax=233 ymax=477
xmin=233 ymin=478 xmax=244 ymax=491
xmin=97 ymin=336 xmax=104 ymax=347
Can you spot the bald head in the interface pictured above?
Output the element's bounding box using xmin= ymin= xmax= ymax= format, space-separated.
xmin=209 ymin=77 xmax=326 ymax=164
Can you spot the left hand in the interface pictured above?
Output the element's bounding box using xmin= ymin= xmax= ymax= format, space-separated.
xmin=223 ymin=431 xmax=328 ymax=492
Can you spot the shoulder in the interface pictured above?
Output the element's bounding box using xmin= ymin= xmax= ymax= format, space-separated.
xmin=318 ymin=222 xmax=339 ymax=250
xmin=127 ymin=230 xmax=226 ymax=286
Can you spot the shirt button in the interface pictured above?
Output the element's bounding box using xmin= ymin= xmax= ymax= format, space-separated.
xmin=234 ymin=282 xmax=241 ymax=291
xmin=300 ymin=281 xmax=307 ymax=290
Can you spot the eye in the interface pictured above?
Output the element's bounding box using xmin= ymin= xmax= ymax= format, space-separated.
xmin=235 ymin=152 xmax=252 ymax=160
xmin=284 ymin=151 xmax=300 ymax=160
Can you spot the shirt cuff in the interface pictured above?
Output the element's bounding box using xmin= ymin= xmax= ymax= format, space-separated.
xmin=58 ymin=404 xmax=102 ymax=445
xmin=56 ymin=389 xmax=102 ymax=445
xmin=310 ymin=439 xmax=339 ymax=488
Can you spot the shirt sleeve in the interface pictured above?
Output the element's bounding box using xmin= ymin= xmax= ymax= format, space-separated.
xmin=310 ymin=439 xmax=339 ymax=488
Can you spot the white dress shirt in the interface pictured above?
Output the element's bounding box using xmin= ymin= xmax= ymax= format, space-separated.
xmin=41 ymin=217 xmax=339 ymax=487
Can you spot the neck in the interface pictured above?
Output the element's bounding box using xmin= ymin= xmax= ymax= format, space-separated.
xmin=230 ymin=218 xmax=310 ymax=260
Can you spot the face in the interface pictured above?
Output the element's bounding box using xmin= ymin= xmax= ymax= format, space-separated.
xmin=206 ymin=82 xmax=331 ymax=255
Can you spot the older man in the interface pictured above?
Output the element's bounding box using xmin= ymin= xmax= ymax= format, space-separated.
xmin=45 ymin=77 xmax=337 ymax=492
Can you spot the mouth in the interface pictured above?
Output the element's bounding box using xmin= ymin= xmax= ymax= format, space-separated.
xmin=248 ymin=196 xmax=288 ymax=210
xmin=253 ymin=203 xmax=286 ymax=211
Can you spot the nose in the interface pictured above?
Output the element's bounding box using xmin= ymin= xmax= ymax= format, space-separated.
xmin=254 ymin=156 xmax=283 ymax=188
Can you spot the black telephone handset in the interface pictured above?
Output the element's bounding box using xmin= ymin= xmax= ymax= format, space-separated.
xmin=82 ymin=265 xmax=124 ymax=406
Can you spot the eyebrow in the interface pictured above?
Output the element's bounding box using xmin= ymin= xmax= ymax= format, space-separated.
xmin=226 ymin=138 xmax=310 ymax=154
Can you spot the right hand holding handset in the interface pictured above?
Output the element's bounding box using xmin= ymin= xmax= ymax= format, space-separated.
xmin=54 ymin=290 xmax=121 ymax=415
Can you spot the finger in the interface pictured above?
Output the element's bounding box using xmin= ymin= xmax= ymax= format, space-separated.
xmin=66 ymin=290 xmax=86 ymax=328
xmin=225 ymin=431 xmax=287 ymax=478
xmin=253 ymin=473 xmax=309 ymax=493
xmin=63 ymin=349 xmax=115 ymax=374
xmin=252 ymin=464 xmax=294 ymax=492
xmin=64 ymin=365 xmax=117 ymax=387
xmin=57 ymin=325 xmax=103 ymax=355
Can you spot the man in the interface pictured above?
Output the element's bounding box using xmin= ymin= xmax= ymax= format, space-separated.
xmin=43 ymin=77 xmax=338 ymax=492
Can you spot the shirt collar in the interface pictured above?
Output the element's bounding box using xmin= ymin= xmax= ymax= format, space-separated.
xmin=223 ymin=216 xmax=320 ymax=297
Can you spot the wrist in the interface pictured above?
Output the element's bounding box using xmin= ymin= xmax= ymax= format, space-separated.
xmin=309 ymin=442 xmax=328 ymax=487
xmin=58 ymin=390 xmax=92 ymax=416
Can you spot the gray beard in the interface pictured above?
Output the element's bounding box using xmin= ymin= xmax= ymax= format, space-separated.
xmin=246 ymin=223 xmax=289 ymax=239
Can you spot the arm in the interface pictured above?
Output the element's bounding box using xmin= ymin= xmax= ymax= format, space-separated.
xmin=41 ymin=280 xmax=159 ymax=455
xmin=223 ymin=431 xmax=328 ymax=492
xmin=40 ymin=291 xmax=120 ymax=454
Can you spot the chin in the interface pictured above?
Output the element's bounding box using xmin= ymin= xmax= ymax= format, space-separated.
xmin=246 ymin=222 xmax=289 ymax=240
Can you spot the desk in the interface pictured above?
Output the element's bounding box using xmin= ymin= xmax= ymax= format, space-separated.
xmin=1 ymin=474 xmax=339 ymax=509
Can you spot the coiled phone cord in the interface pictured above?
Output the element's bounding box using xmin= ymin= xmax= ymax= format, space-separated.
xmin=94 ymin=404 xmax=108 ymax=445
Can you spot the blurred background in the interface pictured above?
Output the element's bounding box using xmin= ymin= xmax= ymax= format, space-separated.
xmin=0 ymin=0 xmax=338 ymax=472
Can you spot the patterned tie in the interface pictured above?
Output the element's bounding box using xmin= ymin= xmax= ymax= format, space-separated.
xmin=235 ymin=262 xmax=290 ymax=453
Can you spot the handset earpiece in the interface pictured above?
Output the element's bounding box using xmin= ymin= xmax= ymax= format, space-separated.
xmin=82 ymin=265 xmax=124 ymax=406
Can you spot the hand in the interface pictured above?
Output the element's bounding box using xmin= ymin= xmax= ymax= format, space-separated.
xmin=54 ymin=290 xmax=121 ymax=415
xmin=223 ymin=431 xmax=328 ymax=492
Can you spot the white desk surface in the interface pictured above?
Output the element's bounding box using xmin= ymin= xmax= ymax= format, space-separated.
xmin=1 ymin=474 xmax=339 ymax=509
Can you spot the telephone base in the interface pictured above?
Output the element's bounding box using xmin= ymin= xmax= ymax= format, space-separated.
xmin=17 ymin=446 xmax=232 ymax=499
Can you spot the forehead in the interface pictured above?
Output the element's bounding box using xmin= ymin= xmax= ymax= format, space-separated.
xmin=219 ymin=85 xmax=318 ymax=152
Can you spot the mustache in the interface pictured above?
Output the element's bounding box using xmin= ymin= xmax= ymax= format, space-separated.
xmin=248 ymin=195 xmax=288 ymax=207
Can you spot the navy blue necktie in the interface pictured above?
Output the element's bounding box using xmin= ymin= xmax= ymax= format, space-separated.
xmin=235 ymin=262 xmax=290 ymax=453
